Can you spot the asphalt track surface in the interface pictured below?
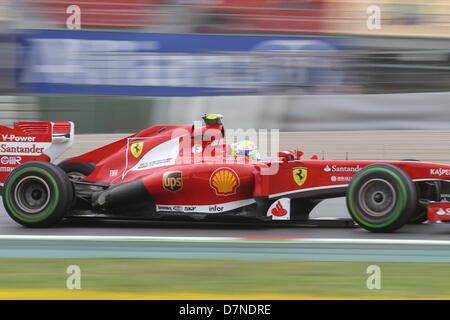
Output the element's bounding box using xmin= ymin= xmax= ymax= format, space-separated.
xmin=2 ymin=198 xmax=450 ymax=262
xmin=0 ymin=197 xmax=448 ymax=239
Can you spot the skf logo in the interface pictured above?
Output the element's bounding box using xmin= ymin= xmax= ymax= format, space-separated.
xmin=163 ymin=171 xmax=183 ymax=192
xmin=210 ymin=167 xmax=240 ymax=196
xmin=292 ymin=167 xmax=307 ymax=186
xmin=130 ymin=141 xmax=144 ymax=158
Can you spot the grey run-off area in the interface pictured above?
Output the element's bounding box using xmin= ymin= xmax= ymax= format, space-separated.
xmin=0 ymin=198 xmax=450 ymax=262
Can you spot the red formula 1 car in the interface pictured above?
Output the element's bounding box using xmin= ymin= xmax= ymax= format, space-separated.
xmin=2 ymin=114 xmax=450 ymax=232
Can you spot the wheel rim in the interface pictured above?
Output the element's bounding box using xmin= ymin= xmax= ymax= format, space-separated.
xmin=13 ymin=176 xmax=51 ymax=214
xmin=358 ymin=178 xmax=397 ymax=217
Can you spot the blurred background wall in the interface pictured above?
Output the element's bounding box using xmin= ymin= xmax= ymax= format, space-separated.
xmin=1 ymin=0 xmax=450 ymax=133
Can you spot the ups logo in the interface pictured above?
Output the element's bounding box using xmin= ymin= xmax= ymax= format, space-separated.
xmin=162 ymin=171 xmax=183 ymax=192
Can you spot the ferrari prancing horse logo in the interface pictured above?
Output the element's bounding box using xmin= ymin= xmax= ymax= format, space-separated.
xmin=292 ymin=167 xmax=307 ymax=186
xmin=130 ymin=141 xmax=144 ymax=158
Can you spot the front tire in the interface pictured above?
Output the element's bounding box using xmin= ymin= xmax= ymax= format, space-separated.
xmin=346 ymin=163 xmax=417 ymax=233
xmin=2 ymin=161 xmax=74 ymax=228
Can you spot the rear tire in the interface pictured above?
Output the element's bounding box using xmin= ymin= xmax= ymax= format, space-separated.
xmin=2 ymin=161 xmax=74 ymax=228
xmin=346 ymin=163 xmax=417 ymax=233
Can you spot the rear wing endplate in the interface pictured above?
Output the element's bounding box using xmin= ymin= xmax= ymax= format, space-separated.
xmin=0 ymin=121 xmax=74 ymax=183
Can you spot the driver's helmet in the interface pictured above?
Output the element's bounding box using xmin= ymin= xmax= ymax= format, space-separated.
xmin=230 ymin=140 xmax=261 ymax=161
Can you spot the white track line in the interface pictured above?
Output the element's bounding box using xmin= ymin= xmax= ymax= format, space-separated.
xmin=0 ymin=235 xmax=236 ymax=242
xmin=300 ymin=238 xmax=450 ymax=245
xmin=0 ymin=235 xmax=449 ymax=245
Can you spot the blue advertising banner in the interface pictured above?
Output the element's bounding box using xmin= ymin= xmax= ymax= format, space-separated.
xmin=16 ymin=30 xmax=346 ymax=97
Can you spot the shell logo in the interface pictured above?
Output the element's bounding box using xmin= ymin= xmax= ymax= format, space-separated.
xmin=210 ymin=167 xmax=240 ymax=196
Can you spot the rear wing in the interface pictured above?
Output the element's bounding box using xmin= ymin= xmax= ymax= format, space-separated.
xmin=0 ymin=121 xmax=74 ymax=183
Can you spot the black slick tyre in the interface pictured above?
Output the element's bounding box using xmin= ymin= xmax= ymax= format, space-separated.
xmin=2 ymin=161 xmax=74 ymax=228
xmin=346 ymin=163 xmax=417 ymax=233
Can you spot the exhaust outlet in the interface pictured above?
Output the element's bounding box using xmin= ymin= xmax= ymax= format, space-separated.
xmin=91 ymin=179 xmax=154 ymax=212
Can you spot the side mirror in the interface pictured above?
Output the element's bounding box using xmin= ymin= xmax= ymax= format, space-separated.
xmin=278 ymin=151 xmax=294 ymax=163
xmin=296 ymin=150 xmax=304 ymax=159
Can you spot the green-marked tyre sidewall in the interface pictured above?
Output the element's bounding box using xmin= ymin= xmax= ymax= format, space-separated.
xmin=346 ymin=164 xmax=416 ymax=232
xmin=2 ymin=161 xmax=73 ymax=228
xmin=348 ymin=168 xmax=406 ymax=228
xmin=4 ymin=167 xmax=60 ymax=223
